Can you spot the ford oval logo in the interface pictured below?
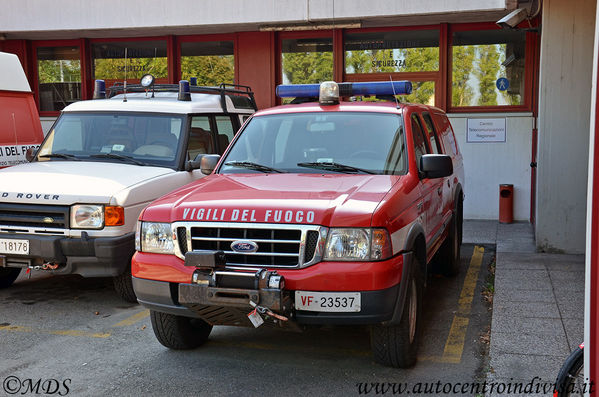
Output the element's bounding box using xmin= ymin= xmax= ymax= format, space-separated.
xmin=42 ymin=217 xmax=54 ymax=224
xmin=230 ymin=240 xmax=259 ymax=253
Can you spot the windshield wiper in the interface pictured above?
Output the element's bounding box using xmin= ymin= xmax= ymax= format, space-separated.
xmin=38 ymin=153 xmax=81 ymax=161
xmin=89 ymin=153 xmax=149 ymax=166
xmin=297 ymin=162 xmax=376 ymax=175
xmin=224 ymin=161 xmax=285 ymax=173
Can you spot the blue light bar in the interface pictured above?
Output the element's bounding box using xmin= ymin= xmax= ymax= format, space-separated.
xmin=276 ymin=84 xmax=320 ymax=98
xmin=276 ymin=81 xmax=412 ymax=99
xmin=351 ymin=81 xmax=412 ymax=96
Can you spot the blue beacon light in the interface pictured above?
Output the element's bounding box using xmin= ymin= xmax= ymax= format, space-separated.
xmin=178 ymin=80 xmax=191 ymax=101
xmin=93 ymin=80 xmax=106 ymax=99
xmin=276 ymin=81 xmax=412 ymax=101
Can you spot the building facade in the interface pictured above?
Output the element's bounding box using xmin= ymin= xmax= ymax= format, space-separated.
xmin=0 ymin=0 xmax=594 ymax=253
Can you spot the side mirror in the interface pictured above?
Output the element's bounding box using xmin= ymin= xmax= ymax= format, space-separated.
xmin=185 ymin=154 xmax=204 ymax=172
xmin=420 ymin=154 xmax=453 ymax=179
xmin=25 ymin=147 xmax=36 ymax=162
xmin=200 ymin=154 xmax=220 ymax=175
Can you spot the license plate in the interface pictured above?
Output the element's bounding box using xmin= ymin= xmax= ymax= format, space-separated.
xmin=0 ymin=239 xmax=29 ymax=255
xmin=295 ymin=291 xmax=361 ymax=312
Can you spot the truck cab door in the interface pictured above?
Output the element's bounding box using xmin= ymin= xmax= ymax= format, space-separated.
xmin=409 ymin=113 xmax=444 ymax=250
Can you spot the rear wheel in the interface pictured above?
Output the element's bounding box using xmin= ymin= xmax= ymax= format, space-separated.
xmin=370 ymin=260 xmax=422 ymax=368
xmin=439 ymin=203 xmax=462 ymax=277
xmin=113 ymin=264 xmax=137 ymax=303
xmin=150 ymin=310 xmax=212 ymax=350
xmin=0 ymin=267 xmax=21 ymax=289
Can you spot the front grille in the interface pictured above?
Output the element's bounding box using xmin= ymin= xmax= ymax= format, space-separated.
xmin=175 ymin=222 xmax=324 ymax=268
xmin=304 ymin=230 xmax=319 ymax=263
xmin=0 ymin=203 xmax=69 ymax=229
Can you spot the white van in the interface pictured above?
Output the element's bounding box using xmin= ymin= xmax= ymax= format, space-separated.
xmin=0 ymin=51 xmax=44 ymax=168
xmin=0 ymin=79 xmax=256 ymax=301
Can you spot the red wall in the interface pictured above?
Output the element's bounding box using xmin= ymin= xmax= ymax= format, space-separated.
xmin=236 ymin=32 xmax=276 ymax=110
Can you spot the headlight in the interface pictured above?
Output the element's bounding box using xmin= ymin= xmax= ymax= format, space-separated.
xmin=324 ymin=228 xmax=392 ymax=261
xmin=71 ymin=205 xmax=104 ymax=229
xmin=139 ymin=222 xmax=174 ymax=254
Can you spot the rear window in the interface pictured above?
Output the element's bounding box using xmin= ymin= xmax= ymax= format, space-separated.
xmin=220 ymin=111 xmax=407 ymax=175
xmin=434 ymin=113 xmax=459 ymax=156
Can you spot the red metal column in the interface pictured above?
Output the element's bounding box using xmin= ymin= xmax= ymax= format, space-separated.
xmin=237 ymin=31 xmax=276 ymax=109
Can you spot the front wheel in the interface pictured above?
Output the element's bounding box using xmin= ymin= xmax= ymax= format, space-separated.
xmin=113 ymin=264 xmax=137 ymax=303
xmin=370 ymin=262 xmax=422 ymax=368
xmin=150 ymin=310 xmax=212 ymax=350
xmin=555 ymin=344 xmax=584 ymax=396
xmin=0 ymin=267 xmax=21 ymax=289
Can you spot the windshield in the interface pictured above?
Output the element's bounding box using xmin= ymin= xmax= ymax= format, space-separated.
xmin=37 ymin=113 xmax=185 ymax=168
xmin=220 ymin=112 xmax=406 ymax=175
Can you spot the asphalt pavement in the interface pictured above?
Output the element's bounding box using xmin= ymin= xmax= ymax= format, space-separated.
xmin=0 ymin=243 xmax=495 ymax=396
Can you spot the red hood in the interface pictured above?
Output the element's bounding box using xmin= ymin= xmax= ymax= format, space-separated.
xmin=142 ymin=173 xmax=402 ymax=227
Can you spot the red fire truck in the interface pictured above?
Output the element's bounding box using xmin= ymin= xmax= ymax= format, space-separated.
xmin=132 ymin=81 xmax=464 ymax=368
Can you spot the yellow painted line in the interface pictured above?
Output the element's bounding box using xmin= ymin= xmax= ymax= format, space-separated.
xmin=111 ymin=309 xmax=150 ymax=328
xmin=0 ymin=325 xmax=110 ymax=339
xmin=458 ymin=245 xmax=485 ymax=314
xmin=441 ymin=245 xmax=484 ymax=363
xmin=442 ymin=316 xmax=470 ymax=362
xmin=50 ymin=330 xmax=110 ymax=338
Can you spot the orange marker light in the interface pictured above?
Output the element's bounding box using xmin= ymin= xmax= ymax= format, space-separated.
xmin=105 ymin=206 xmax=125 ymax=226
xmin=372 ymin=229 xmax=392 ymax=260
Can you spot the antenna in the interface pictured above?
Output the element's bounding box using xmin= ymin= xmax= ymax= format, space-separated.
xmin=389 ymin=75 xmax=400 ymax=109
xmin=123 ymin=47 xmax=128 ymax=102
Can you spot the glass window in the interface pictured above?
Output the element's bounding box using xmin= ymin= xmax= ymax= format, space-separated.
xmin=92 ymin=40 xmax=168 ymax=88
xmin=400 ymin=81 xmax=435 ymax=106
xmin=215 ymin=115 xmax=235 ymax=155
xmin=421 ymin=113 xmax=441 ymax=154
xmin=410 ymin=114 xmax=430 ymax=171
xmin=181 ymin=41 xmax=234 ymax=85
xmin=188 ymin=116 xmax=215 ymax=160
xmin=344 ymin=30 xmax=439 ymax=74
xmin=281 ymin=38 xmax=333 ymax=84
xmin=37 ymin=46 xmax=81 ymax=112
xmin=37 ymin=113 xmax=185 ymax=168
xmin=221 ymin=112 xmax=406 ymax=175
xmin=452 ymin=29 xmax=526 ymax=107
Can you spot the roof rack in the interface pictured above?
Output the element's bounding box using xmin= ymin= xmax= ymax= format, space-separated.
xmin=107 ymin=82 xmax=258 ymax=113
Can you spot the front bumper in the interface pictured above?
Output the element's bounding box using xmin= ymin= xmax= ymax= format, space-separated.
xmin=0 ymin=232 xmax=135 ymax=277
xmin=133 ymin=275 xmax=400 ymax=326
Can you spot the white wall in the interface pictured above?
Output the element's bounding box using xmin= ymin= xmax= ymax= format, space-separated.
xmin=1 ymin=0 xmax=508 ymax=38
xmin=449 ymin=113 xmax=533 ymax=221
xmin=40 ymin=117 xmax=56 ymax=136
xmin=536 ymin=0 xmax=596 ymax=253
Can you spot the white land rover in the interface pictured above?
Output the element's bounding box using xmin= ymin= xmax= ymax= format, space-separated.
xmin=0 ymin=78 xmax=256 ymax=301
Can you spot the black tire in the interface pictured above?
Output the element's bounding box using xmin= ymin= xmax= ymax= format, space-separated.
xmin=370 ymin=260 xmax=422 ymax=368
xmin=0 ymin=267 xmax=21 ymax=289
xmin=555 ymin=345 xmax=584 ymax=397
xmin=150 ymin=310 xmax=212 ymax=350
xmin=439 ymin=210 xmax=461 ymax=277
xmin=113 ymin=265 xmax=137 ymax=303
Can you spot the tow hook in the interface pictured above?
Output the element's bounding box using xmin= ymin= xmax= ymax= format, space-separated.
xmin=27 ymin=263 xmax=59 ymax=272
xmin=248 ymin=300 xmax=289 ymax=323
